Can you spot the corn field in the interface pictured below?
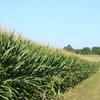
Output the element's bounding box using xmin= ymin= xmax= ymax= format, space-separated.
xmin=0 ymin=30 xmax=99 ymax=100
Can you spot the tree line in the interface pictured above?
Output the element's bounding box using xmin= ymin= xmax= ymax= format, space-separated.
xmin=63 ymin=45 xmax=100 ymax=55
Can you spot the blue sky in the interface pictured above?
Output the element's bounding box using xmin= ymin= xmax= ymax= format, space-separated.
xmin=0 ymin=0 xmax=100 ymax=48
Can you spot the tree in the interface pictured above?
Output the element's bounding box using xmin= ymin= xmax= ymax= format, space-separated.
xmin=74 ymin=49 xmax=82 ymax=54
xmin=92 ymin=47 xmax=100 ymax=55
xmin=81 ymin=47 xmax=91 ymax=54
xmin=63 ymin=45 xmax=73 ymax=52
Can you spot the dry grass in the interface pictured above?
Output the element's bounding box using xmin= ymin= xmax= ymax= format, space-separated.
xmin=77 ymin=55 xmax=100 ymax=62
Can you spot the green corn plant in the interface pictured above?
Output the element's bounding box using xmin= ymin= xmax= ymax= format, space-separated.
xmin=0 ymin=30 xmax=99 ymax=100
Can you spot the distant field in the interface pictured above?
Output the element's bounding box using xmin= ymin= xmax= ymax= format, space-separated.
xmin=78 ymin=55 xmax=100 ymax=62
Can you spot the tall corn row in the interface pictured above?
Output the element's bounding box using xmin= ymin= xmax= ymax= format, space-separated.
xmin=0 ymin=31 xmax=99 ymax=100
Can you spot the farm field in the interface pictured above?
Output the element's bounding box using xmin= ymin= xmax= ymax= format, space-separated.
xmin=78 ymin=55 xmax=100 ymax=62
xmin=0 ymin=30 xmax=100 ymax=100
xmin=0 ymin=0 xmax=100 ymax=100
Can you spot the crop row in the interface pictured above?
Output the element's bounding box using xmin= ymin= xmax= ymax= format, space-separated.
xmin=0 ymin=31 xmax=99 ymax=100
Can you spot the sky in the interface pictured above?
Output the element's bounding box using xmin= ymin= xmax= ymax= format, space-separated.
xmin=0 ymin=0 xmax=100 ymax=49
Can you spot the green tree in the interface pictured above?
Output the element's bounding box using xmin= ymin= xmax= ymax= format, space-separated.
xmin=81 ymin=47 xmax=91 ymax=54
xmin=92 ymin=47 xmax=100 ymax=55
xmin=74 ymin=49 xmax=82 ymax=54
xmin=63 ymin=45 xmax=73 ymax=52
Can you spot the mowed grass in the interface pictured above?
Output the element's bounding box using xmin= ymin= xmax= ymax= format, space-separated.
xmin=63 ymin=70 xmax=100 ymax=100
xmin=63 ymin=55 xmax=100 ymax=100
